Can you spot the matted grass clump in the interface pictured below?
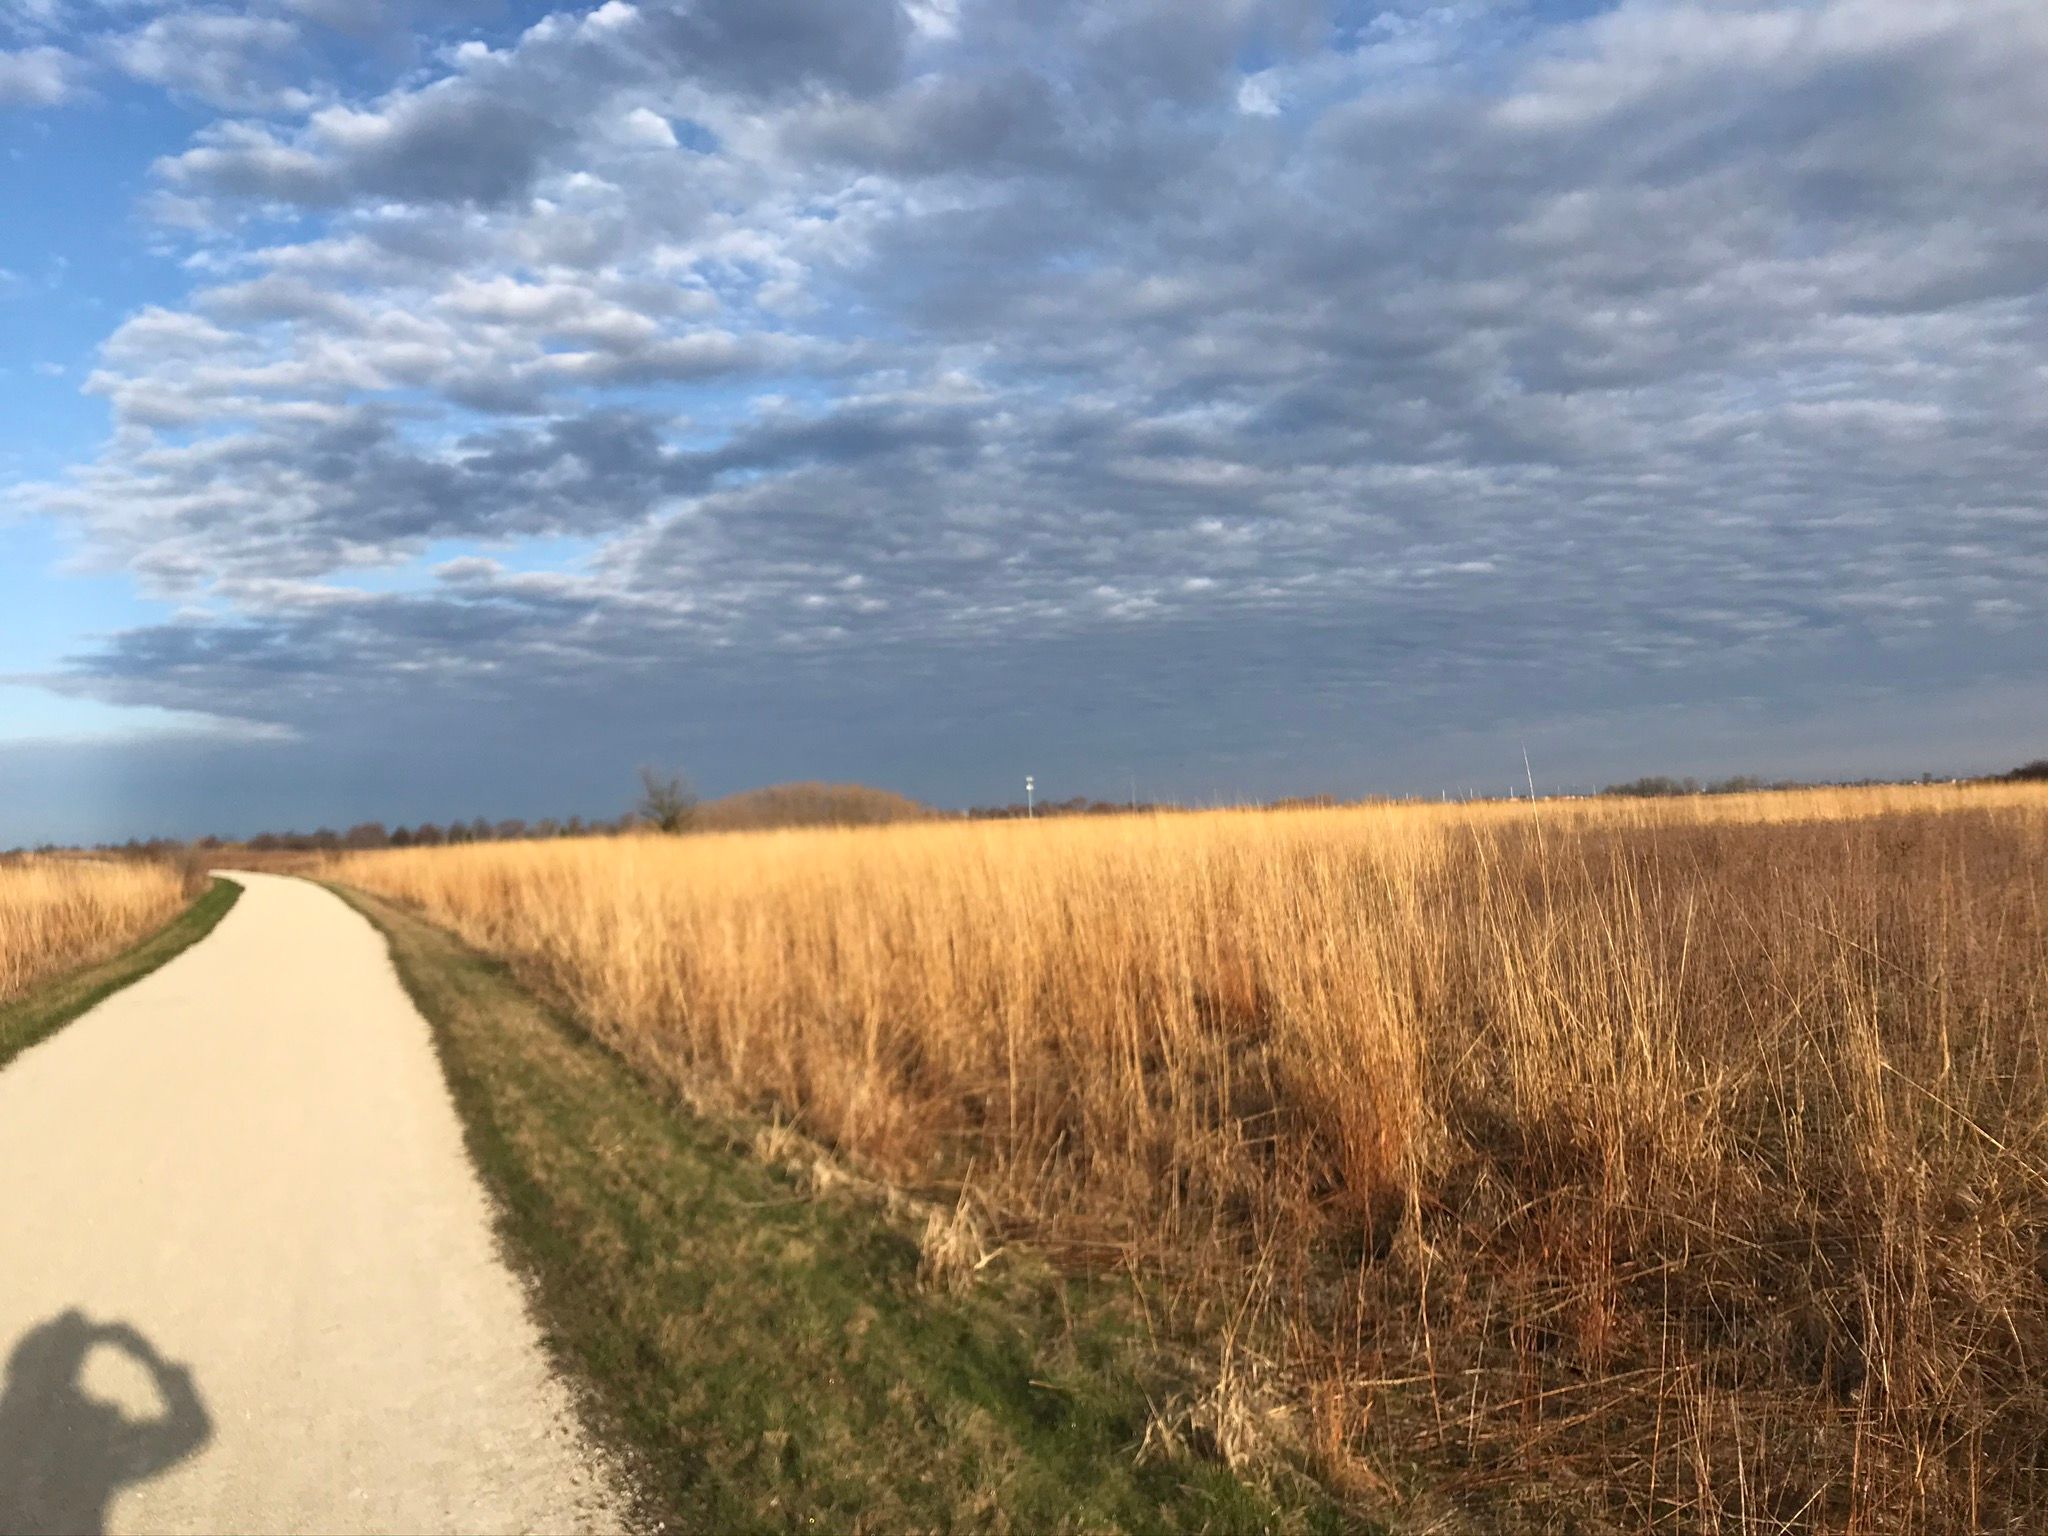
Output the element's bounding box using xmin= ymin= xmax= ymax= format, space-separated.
xmin=334 ymin=783 xmax=2048 ymax=1530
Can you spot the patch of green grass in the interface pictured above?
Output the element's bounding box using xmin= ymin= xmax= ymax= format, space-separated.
xmin=333 ymin=883 xmax=1357 ymax=1535
xmin=0 ymin=877 xmax=242 ymax=1074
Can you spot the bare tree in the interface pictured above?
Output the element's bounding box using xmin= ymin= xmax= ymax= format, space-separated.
xmin=637 ymin=768 xmax=699 ymax=834
xmin=343 ymin=822 xmax=390 ymax=850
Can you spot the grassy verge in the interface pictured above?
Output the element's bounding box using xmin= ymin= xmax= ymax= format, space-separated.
xmin=0 ymin=877 xmax=242 ymax=1074
xmin=332 ymin=882 xmax=1352 ymax=1535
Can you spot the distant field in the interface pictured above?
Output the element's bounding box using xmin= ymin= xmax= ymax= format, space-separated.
xmin=332 ymin=783 xmax=2048 ymax=1530
xmin=0 ymin=858 xmax=187 ymax=1008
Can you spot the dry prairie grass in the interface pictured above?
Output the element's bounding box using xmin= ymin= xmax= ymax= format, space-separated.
xmin=333 ymin=783 xmax=2048 ymax=1530
xmin=0 ymin=858 xmax=188 ymax=1008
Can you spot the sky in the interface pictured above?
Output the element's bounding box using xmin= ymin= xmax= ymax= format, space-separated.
xmin=1 ymin=0 xmax=2045 ymax=844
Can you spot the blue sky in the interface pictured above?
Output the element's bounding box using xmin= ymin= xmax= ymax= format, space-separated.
xmin=0 ymin=65 xmax=198 ymax=753
xmin=0 ymin=77 xmax=186 ymax=452
xmin=3 ymin=0 xmax=2046 ymax=845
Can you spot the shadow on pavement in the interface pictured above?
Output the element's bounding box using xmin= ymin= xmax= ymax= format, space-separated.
xmin=0 ymin=1310 xmax=211 ymax=1536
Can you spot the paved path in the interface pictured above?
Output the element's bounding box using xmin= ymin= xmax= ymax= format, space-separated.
xmin=0 ymin=873 xmax=626 ymax=1535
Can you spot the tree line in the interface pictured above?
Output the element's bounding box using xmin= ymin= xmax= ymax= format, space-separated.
xmin=214 ymin=770 xmax=701 ymax=852
xmin=16 ymin=760 xmax=2041 ymax=860
xmin=1600 ymin=774 xmax=1779 ymax=798
xmin=240 ymin=815 xmax=648 ymax=852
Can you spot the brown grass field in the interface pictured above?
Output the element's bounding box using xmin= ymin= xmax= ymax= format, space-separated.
xmin=332 ymin=782 xmax=2048 ymax=1530
xmin=0 ymin=857 xmax=188 ymax=1009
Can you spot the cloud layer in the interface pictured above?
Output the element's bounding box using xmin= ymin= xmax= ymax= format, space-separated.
xmin=11 ymin=0 xmax=2048 ymax=821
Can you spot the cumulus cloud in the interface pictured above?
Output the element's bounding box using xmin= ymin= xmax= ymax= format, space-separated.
xmin=0 ymin=43 xmax=74 ymax=105
xmin=108 ymin=10 xmax=312 ymax=112
xmin=18 ymin=0 xmax=2048 ymax=802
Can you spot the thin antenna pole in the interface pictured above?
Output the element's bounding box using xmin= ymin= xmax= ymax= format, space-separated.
xmin=1522 ymin=745 xmax=1550 ymax=867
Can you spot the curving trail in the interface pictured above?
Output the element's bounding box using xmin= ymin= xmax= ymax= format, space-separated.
xmin=0 ymin=873 xmax=626 ymax=1536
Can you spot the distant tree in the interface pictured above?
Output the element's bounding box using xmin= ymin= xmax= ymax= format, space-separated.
xmin=343 ymin=822 xmax=389 ymax=850
xmin=2006 ymin=759 xmax=2048 ymax=782
xmin=413 ymin=823 xmax=446 ymax=847
xmin=564 ymin=816 xmax=586 ymax=839
xmin=389 ymin=826 xmax=414 ymax=848
xmin=1603 ymin=776 xmax=1701 ymax=798
xmin=691 ymin=782 xmax=933 ymax=833
xmin=494 ymin=819 xmax=529 ymax=842
xmin=637 ymin=768 xmax=700 ymax=834
xmin=1704 ymin=776 xmax=1765 ymax=795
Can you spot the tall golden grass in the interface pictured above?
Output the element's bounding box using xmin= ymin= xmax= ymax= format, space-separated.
xmin=335 ymin=783 xmax=2048 ymax=1529
xmin=0 ymin=857 xmax=188 ymax=1007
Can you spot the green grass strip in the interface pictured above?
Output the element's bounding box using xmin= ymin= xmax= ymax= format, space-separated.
xmin=332 ymin=881 xmax=1351 ymax=1536
xmin=0 ymin=877 xmax=243 ymax=1073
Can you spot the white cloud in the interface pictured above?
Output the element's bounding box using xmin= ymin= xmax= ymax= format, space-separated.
xmin=0 ymin=43 xmax=73 ymax=106
xmin=1235 ymin=74 xmax=1280 ymax=115
xmin=617 ymin=106 xmax=678 ymax=148
xmin=110 ymin=10 xmax=312 ymax=113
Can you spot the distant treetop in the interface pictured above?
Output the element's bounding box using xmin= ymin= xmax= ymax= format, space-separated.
xmin=694 ymin=782 xmax=930 ymax=832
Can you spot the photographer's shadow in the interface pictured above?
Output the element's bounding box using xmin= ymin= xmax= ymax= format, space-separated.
xmin=0 ymin=1310 xmax=211 ymax=1536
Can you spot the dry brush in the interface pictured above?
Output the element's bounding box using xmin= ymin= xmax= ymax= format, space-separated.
xmin=0 ymin=857 xmax=190 ymax=1008
xmin=334 ymin=783 xmax=2048 ymax=1530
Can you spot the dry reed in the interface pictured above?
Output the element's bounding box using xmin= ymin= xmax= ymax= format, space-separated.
xmin=0 ymin=857 xmax=188 ymax=1008
xmin=334 ymin=782 xmax=2048 ymax=1530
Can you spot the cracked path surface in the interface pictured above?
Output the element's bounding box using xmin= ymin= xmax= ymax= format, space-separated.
xmin=0 ymin=872 xmax=626 ymax=1535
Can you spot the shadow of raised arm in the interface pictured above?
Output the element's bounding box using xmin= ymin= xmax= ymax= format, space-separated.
xmin=95 ymin=1322 xmax=213 ymax=1484
xmin=0 ymin=1311 xmax=212 ymax=1536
